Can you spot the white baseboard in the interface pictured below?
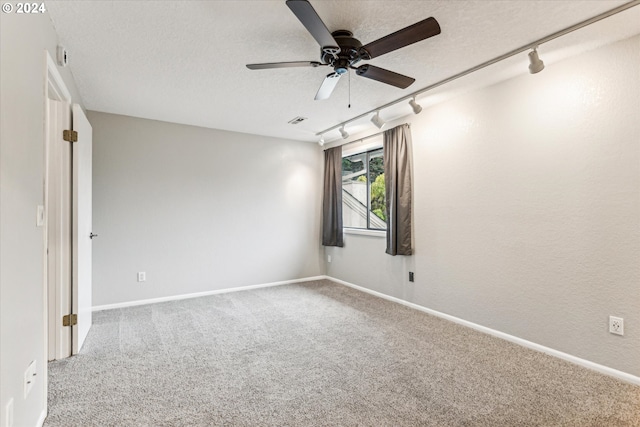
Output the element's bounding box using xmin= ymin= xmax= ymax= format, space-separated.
xmin=326 ymin=276 xmax=640 ymax=386
xmin=92 ymin=276 xmax=326 ymax=312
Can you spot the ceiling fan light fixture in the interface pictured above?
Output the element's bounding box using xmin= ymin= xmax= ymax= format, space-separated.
xmin=339 ymin=126 xmax=349 ymax=139
xmin=248 ymin=1 xmax=441 ymax=100
xmin=528 ymin=48 xmax=545 ymax=74
xmin=409 ymin=97 xmax=423 ymax=114
xmin=371 ymin=111 xmax=386 ymax=129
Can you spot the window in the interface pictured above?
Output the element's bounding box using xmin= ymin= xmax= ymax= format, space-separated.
xmin=342 ymin=147 xmax=386 ymax=230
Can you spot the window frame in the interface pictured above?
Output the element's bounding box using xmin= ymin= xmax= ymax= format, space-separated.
xmin=341 ymin=143 xmax=387 ymax=232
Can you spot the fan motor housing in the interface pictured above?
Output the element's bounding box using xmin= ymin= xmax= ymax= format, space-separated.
xmin=321 ymin=30 xmax=364 ymax=73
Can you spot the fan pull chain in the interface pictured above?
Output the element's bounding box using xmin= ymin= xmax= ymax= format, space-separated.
xmin=348 ymin=69 xmax=351 ymax=108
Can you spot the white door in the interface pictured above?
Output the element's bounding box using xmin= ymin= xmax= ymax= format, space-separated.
xmin=71 ymin=104 xmax=93 ymax=354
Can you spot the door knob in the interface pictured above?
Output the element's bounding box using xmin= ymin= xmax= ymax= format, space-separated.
xmin=89 ymin=232 xmax=98 ymax=239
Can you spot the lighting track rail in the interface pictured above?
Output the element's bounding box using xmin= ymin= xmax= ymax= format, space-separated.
xmin=316 ymin=0 xmax=640 ymax=140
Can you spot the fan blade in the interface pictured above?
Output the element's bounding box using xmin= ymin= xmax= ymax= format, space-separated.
xmin=360 ymin=17 xmax=441 ymax=59
xmin=246 ymin=61 xmax=323 ymax=70
xmin=315 ymin=72 xmax=341 ymax=100
xmin=355 ymin=65 xmax=415 ymax=89
xmin=286 ymin=0 xmax=338 ymax=49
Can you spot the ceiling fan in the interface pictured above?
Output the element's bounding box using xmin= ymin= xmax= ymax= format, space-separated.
xmin=246 ymin=0 xmax=441 ymax=100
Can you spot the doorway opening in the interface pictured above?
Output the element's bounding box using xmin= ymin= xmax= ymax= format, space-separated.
xmin=45 ymin=51 xmax=72 ymax=362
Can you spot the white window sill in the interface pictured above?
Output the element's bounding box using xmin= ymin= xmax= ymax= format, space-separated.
xmin=344 ymin=228 xmax=386 ymax=238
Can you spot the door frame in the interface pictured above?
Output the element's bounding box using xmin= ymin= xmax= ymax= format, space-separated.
xmin=43 ymin=50 xmax=72 ymax=369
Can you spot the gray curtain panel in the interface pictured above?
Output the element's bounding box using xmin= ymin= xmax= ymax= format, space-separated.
xmin=384 ymin=124 xmax=413 ymax=255
xmin=322 ymin=146 xmax=344 ymax=247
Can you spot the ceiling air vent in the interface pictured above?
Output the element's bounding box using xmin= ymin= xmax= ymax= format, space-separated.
xmin=288 ymin=116 xmax=307 ymax=125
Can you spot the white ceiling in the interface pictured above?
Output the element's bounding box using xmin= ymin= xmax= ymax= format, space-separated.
xmin=45 ymin=1 xmax=640 ymax=143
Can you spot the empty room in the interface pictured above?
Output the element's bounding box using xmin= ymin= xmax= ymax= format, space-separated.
xmin=1 ymin=1 xmax=639 ymax=426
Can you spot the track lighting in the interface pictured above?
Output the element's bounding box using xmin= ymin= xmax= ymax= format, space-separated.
xmin=409 ymin=97 xmax=422 ymax=114
xmin=339 ymin=126 xmax=349 ymax=139
xmin=318 ymin=135 xmax=325 ymax=146
xmin=316 ymin=3 xmax=637 ymax=139
xmin=528 ymin=48 xmax=545 ymax=74
xmin=371 ymin=111 xmax=386 ymax=129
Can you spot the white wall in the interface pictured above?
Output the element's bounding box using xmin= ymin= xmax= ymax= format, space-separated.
xmin=89 ymin=112 xmax=324 ymax=306
xmin=1 ymin=9 xmax=84 ymax=427
xmin=326 ymin=35 xmax=640 ymax=377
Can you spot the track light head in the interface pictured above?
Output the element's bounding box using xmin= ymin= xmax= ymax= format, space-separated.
xmin=409 ymin=97 xmax=422 ymax=114
xmin=528 ymin=48 xmax=545 ymax=74
xmin=339 ymin=126 xmax=349 ymax=139
xmin=371 ymin=111 xmax=386 ymax=129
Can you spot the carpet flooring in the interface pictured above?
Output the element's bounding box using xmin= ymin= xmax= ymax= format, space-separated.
xmin=46 ymin=280 xmax=640 ymax=426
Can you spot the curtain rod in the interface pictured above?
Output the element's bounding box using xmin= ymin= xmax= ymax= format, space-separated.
xmin=316 ymin=0 xmax=640 ymax=137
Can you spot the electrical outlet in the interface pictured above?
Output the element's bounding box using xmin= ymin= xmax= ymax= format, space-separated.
xmin=5 ymin=398 xmax=13 ymax=427
xmin=24 ymin=360 xmax=36 ymax=398
xmin=609 ymin=316 xmax=624 ymax=336
xmin=137 ymin=272 xmax=146 ymax=282
xmin=409 ymin=272 xmax=414 ymax=282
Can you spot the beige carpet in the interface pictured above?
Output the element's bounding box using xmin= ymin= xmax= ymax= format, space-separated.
xmin=46 ymin=280 xmax=640 ymax=426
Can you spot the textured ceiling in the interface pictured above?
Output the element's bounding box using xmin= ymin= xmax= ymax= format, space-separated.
xmin=45 ymin=1 xmax=640 ymax=143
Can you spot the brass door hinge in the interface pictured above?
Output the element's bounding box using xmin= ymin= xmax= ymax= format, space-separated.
xmin=62 ymin=314 xmax=77 ymax=327
xmin=63 ymin=130 xmax=78 ymax=142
